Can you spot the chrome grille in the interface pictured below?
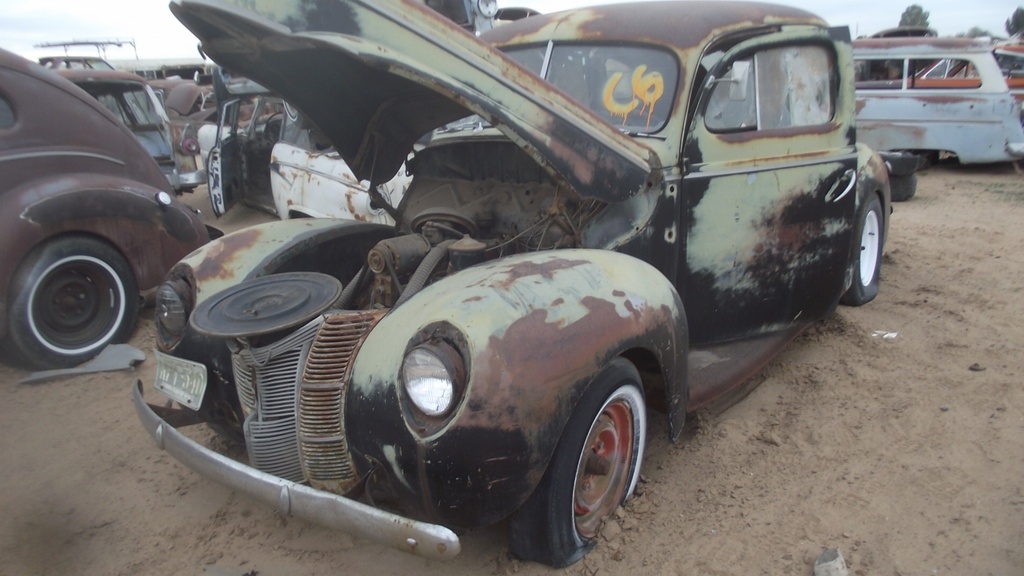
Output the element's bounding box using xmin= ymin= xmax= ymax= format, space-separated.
xmin=299 ymin=310 xmax=385 ymax=494
xmin=234 ymin=360 xmax=256 ymax=416
xmin=231 ymin=317 xmax=324 ymax=484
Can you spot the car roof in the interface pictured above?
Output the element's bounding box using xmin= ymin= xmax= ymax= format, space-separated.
xmin=55 ymin=68 xmax=151 ymax=85
xmin=484 ymin=1 xmax=824 ymax=52
xmin=853 ymin=37 xmax=997 ymax=54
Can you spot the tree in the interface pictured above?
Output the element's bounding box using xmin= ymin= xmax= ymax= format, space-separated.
xmin=899 ymin=4 xmax=930 ymax=28
xmin=957 ymin=26 xmax=994 ymax=38
xmin=1007 ymin=7 xmax=1024 ymax=36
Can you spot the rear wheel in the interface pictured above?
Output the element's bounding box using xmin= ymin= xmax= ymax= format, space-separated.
xmin=890 ymin=173 xmax=917 ymax=202
xmin=6 ymin=237 xmax=139 ymax=369
xmin=509 ymin=358 xmax=646 ymax=567
xmin=841 ymin=195 xmax=883 ymax=306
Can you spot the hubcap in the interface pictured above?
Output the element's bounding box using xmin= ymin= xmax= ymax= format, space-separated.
xmin=574 ymin=398 xmax=634 ymax=538
xmin=29 ymin=256 xmax=123 ymax=352
xmin=859 ymin=209 xmax=880 ymax=286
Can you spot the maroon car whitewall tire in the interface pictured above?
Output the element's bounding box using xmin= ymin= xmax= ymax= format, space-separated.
xmin=6 ymin=236 xmax=139 ymax=369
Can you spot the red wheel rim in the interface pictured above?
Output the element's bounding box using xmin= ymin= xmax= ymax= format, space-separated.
xmin=573 ymin=397 xmax=634 ymax=538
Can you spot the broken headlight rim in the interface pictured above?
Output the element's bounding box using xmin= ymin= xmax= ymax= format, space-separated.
xmin=401 ymin=339 xmax=467 ymax=430
xmin=155 ymin=277 xmax=193 ymax=349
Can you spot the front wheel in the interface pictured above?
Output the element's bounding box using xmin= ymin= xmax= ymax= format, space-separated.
xmin=509 ymin=358 xmax=647 ymax=567
xmin=5 ymin=236 xmax=139 ymax=369
xmin=841 ymin=194 xmax=884 ymax=307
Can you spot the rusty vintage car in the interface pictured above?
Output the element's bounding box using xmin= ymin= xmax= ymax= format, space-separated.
xmin=208 ymin=88 xmax=410 ymax=221
xmin=150 ymin=77 xmax=218 ymax=183
xmin=0 ymin=48 xmax=210 ymax=369
xmin=56 ymin=67 xmax=207 ymax=194
xmin=854 ymin=37 xmax=1024 ymax=170
xmin=136 ymin=0 xmax=892 ymax=567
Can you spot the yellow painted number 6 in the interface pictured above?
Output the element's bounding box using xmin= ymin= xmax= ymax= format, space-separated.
xmin=602 ymin=65 xmax=664 ymax=129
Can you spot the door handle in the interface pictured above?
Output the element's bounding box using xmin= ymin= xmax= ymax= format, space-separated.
xmin=824 ymin=169 xmax=857 ymax=203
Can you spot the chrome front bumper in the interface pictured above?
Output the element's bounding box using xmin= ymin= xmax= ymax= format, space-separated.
xmin=132 ymin=381 xmax=460 ymax=560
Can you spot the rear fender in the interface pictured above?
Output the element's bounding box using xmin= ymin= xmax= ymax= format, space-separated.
xmin=847 ymin=144 xmax=892 ymax=293
xmin=855 ymin=143 xmax=892 ymax=231
xmin=0 ymin=176 xmax=208 ymax=341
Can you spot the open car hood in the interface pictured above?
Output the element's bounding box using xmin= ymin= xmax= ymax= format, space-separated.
xmin=170 ymin=0 xmax=657 ymax=202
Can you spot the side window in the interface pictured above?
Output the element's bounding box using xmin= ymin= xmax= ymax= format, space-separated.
xmin=855 ymin=58 xmax=905 ymax=89
xmin=909 ymin=58 xmax=981 ymax=89
xmin=706 ymin=45 xmax=834 ymax=132
xmin=0 ymin=95 xmax=14 ymax=129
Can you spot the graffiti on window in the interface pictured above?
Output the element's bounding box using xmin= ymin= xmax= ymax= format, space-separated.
xmin=602 ymin=65 xmax=665 ymax=129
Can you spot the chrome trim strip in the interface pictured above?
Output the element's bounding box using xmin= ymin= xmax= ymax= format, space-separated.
xmin=685 ymin=152 xmax=859 ymax=180
xmin=0 ymin=150 xmax=127 ymax=166
xmin=133 ymin=381 xmax=461 ymax=560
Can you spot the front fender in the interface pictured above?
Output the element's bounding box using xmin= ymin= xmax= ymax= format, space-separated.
xmin=346 ymin=249 xmax=687 ymax=528
xmin=171 ymin=218 xmax=394 ymax=305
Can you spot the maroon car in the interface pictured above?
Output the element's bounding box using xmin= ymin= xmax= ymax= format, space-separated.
xmin=0 ymin=48 xmax=211 ymax=369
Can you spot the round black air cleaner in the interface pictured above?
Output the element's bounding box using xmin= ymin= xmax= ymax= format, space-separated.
xmin=190 ymin=272 xmax=342 ymax=338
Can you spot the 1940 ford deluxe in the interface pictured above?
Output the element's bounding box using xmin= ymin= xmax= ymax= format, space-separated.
xmin=135 ymin=0 xmax=892 ymax=567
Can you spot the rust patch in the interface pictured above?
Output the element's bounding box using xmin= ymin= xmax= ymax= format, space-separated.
xmin=192 ymin=228 xmax=263 ymax=282
xmin=910 ymin=95 xmax=985 ymax=105
xmin=477 ymin=257 xmax=590 ymax=291
xmin=345 ymin=188 xmax=368 ymax=222
xmin=460 ymin=293 xmax=676 ymax=437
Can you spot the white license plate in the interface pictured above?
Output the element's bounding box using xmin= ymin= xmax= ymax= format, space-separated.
xmin=154 ymin=350 xmax=208 ymax=409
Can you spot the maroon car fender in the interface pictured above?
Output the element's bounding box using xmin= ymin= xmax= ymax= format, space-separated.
xmin=344 ymin=249 xmax=687 ymax=527
xmin=0 ymin=174 xmax=208 ymax=338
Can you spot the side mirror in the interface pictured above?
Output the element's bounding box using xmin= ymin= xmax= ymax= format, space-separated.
xmin=728 ymin=60 xmax=752 ymax=101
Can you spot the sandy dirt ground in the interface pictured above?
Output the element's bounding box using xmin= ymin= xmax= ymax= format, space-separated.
xmin=1 ymin=163 xmax=1022 ymax=576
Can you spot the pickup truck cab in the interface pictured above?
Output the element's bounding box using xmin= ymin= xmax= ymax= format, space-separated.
xmin=137 ymin=0 xmax=891 ymax=567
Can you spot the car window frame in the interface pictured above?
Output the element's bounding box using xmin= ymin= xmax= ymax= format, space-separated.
xmin=503 ymin=41 xmax=680 ymax=135
xmin=703 ymin=40 xmax=839 ymax=134
xmin=0 ymin=93 xmax=14 ymax=129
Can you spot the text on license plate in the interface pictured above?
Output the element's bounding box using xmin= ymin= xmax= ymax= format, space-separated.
xmin=154 ymin=350 xmax=208 ymax=409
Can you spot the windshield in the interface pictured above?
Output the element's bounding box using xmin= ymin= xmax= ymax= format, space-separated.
xmin=504 ymin=43 xmax=677 ymax=134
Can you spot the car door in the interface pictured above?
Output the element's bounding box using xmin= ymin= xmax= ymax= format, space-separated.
xmin=681 ymin=28 xmax=858 ymax=344
xmin=207 ymin=97 xmax=242 ymax=216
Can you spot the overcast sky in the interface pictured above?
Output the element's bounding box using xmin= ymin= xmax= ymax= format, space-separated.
xmin=2 ymin=0 xmax=1021 ymax=63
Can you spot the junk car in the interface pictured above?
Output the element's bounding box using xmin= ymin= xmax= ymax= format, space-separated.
xmin=136 ymin=0 xmax=892 ymax=567
xmin=0 ymin=48 xmax=210 ymax=369
xmin=204 ymin=72 xmax=408 ymax=221
xmin=206 ymin=89 xmax=285 ymax=216
xmin=269 ymin=100 xmax=410 ymax=221
xmin=150 ymin=77 xmax=217 ymax=188
xmin=57 ymin=67 xmax=207 ymax=193
xmin=854 ymin=37 xmax=1024 ymax=168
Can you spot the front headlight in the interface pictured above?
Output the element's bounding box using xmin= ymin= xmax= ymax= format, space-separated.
xmin=402 ymin=341 xmax=465 ymax=418
xmin=478 ymin=0 xmax=498 ymax=18
xmin=155 ymin=278 xmax=192 ymax=349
